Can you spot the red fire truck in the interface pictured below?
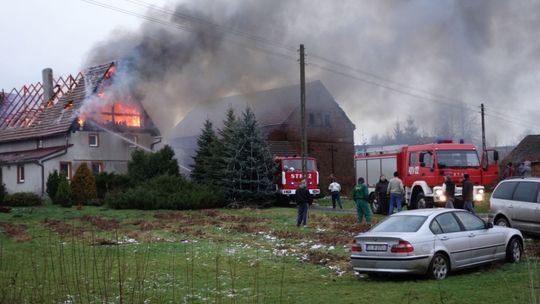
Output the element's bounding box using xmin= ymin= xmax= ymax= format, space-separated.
xmin=355 ymin=141 xmax=499 ymax=213
xmin=274 ymin=156 xmax=320 ymax=201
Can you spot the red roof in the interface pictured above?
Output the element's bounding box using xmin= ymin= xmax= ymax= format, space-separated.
xmin=0 ymin=145 xmax=70 ymax=164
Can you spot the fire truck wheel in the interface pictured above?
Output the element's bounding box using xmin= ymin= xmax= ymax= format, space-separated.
xmin=415 ymin=192 xmax=431 ymax=209
xmin=369 ymin=194 xmax=381 ymax=214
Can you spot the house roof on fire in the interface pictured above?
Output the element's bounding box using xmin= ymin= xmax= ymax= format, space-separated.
xmin=502 ymin=134 xmax=540 ymax=163
xmin=171 ymin=80 xmax=353 ymax=138
xmin=0 ymin=63 xmax=113 ymax=143
xmin=0 ymin=62 xmax=158 ymax=143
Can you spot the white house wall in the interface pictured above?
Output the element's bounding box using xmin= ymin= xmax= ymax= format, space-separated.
xmin=2 ymin=163 xmax=42 ymax=194
xmin=1 ymin=130 xmax=156 ymax=195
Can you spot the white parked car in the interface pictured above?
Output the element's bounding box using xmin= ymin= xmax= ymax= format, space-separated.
xmin=489 ymin=177 xmax=540 ymax=235
xmin=351 ymin=209 xmax=524 ymax=280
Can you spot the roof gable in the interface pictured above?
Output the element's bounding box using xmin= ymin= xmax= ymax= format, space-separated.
xmin=172 ymin=80 xmax=352 ymax=138
xmin=503 ymin=134 xmax=540 ymax=162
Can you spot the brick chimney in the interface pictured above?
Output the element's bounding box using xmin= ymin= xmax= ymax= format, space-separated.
xmin=42 ymin=68 xmax=53 ymax=102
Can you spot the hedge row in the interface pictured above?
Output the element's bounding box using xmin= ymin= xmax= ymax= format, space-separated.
xmin=104 ymin=175 xmax=225 ymax=210
xmin=1 ymin=192 xmax=42 ymax=207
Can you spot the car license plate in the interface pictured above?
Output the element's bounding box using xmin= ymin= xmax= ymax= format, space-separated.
xmin=366 ymin=244 xmax=388 ymax=252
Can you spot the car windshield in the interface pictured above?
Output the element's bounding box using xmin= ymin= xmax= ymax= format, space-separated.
xmin=282 ymin=159 xmax=316 ymax=171
xmin=436 ymin=150 xmax=480 ymax=169
xmin=371 ymin=215 xmax=427 ymax=233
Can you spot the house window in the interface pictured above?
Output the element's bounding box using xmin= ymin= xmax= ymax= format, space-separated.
xmin=60 ymin=162 xmax=72 ymax=180
xmin=37 ymin=139 xmax=43 ymax=148
xmin=309 ymin=113 xmax=315 ymax=126
xmin=89 ymin=134 xmax=99 ymax=147
xmin=324 ymin=114 xmax=331 ymax=127
xmin=17 ymin=165 xmax=25 ymax=183
xmin=91 ymin=162 xmax=104 ymax=174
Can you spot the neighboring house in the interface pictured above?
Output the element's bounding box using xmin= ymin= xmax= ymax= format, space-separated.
xmin=0 ymin=62 xmax=160 ymax=195
xmin=501 ymin=135 xmax=540 ymax=176
xmin=170 ymin=80 xmax=356 ymax=192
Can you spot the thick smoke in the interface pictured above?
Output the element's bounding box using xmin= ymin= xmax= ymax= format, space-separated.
xmin=84 ymin=0 xmax=540 ymax=146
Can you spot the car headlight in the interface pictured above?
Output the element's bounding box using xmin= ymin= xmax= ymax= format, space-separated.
xmin=478 ymin=189 xmax=485 ymax=194
xmin=474 ymin=193 xmax=484 ymax=201
xmin=440 ymin=195 xmax=447 ymax=202
xmin=435 ymin=189 xmax=443 ymax=196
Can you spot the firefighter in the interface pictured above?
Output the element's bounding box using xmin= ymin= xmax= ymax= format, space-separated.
xmin=295 ymin=180 xmax=313 ymax=227
xmin=352 ymin=177 xmax=371 ymax=226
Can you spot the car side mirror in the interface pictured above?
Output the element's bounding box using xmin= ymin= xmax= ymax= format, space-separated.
xmin=420 ymin=162 xmax=425 ymax=167
xmin=485 ymin=222 xmax=493 ymax=229
xmin=493 ymin=150 xmax=499 ymax=161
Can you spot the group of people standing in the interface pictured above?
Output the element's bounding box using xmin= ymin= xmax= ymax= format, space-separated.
xmin=296 ymin=170 xmax=479 ymax=227
xmin=502 ymin=161 xmax=532 ymax=179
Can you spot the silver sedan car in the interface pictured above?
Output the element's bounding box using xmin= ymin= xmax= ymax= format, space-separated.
xmin=351 ymin=209 xmax=524 ymax=280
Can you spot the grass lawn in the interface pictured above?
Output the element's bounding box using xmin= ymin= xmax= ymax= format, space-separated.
xmin=0 ymin=203 xmax=537 ymax=303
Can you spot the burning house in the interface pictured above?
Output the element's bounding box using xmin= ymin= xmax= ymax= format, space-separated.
xmin=170 ymin=80 xmax=356 ymax=192
xmin=0 ymin=62 xmax=160 ymax=195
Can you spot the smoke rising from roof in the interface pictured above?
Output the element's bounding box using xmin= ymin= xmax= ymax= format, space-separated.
xmin=84 ymin=0 xmax=540 ymax=146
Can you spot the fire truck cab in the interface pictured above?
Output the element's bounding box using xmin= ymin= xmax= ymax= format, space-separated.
xmin=274 ymin=156 xmax=320 ymax=198
xmin=355 ymin=141 xmax=499 ymax=213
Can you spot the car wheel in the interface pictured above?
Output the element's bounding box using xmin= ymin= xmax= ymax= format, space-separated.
xmin=428 ymin=253 xmax=449 ymax=280
xmin=495 ymin=217 xmax=510 ymax=227
xmin=370 ymin=194 xmax=381 ymax=214
xmin=505 ymin=238 xmax=523 ymax=263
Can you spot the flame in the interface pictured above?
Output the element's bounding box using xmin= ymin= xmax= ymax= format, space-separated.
xmin=78 ymin=116 xmax=85 ymax=128
xmin=104 ymin=65 xmax=117 ymax=79
xmin=112 ymin=102 xmax=141 ymax=127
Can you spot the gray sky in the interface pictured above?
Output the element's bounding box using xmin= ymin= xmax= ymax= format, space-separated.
xmin=1 ymin=0 xmax=539 ymax=146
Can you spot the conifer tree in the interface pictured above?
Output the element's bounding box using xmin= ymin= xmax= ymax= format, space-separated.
xmin=71 ymin=162 xmax=97 ymax=205
xmin=191 ymin=119 xmax=221 ymax=185
xmin=220 ymin=107 xmax=275 ymax=202
xmin=236 ymin=107 xmax=275 ymax=200
xmin=219 ymin=108 xmax=241 ymax=200
xmin=55 ymin=175 xmax=72 ymax=207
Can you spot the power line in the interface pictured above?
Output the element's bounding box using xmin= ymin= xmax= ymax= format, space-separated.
xmin=80 ymin=0 xmax=534 ymax=131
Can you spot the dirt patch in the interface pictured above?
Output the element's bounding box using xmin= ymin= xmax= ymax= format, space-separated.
xmin=230 ymin=223 xmax=262 ymax=234
xmin=80 ymin=215 xmax=119 ymax=230
xmin=92 ymin=238 xmax=117 ymax=246
xmin=526 ymin=242 xmax=540 ymax=257
xmin=42 ymin=219 xmax=84 ymax=236
xmin=0 ymin=222 xmax=31 ymax=242
xmin=304 ymin=250 xmax=348 ymax=266
xmin=126 ymin=219 xmax=164 ymax=231
xmin=154 ymin=212 xmax=214 ymax=226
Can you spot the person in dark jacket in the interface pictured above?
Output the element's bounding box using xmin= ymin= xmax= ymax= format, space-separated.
xmin=295 ymin=180 xmax=313 ymax=227
xmin=375 ymin=175 xmax=389 ymax=215
xmin=442 ymin=175 xmax=455 ymax=208
xmin=462 ymin=174 xmax=475 ymax=214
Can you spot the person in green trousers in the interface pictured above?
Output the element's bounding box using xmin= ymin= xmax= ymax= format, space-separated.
xmin=352 ymin=177 xmax=372 ymax=226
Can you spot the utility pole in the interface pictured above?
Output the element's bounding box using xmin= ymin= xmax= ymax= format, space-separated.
xmin=481 ymin=103 xmax=486 ymax=151
xmin=299 ymin=44 xmax=307 ymax=181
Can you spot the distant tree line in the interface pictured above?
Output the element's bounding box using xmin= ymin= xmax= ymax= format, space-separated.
xmin=370 ymin=111 xmax=480 ymax=146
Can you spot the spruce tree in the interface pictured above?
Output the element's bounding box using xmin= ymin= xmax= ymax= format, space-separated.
xmin=55 ymin=175 xmax=72 ymax=207
xmin=191 ymin=119 xmax=221 ymax=186
xmin=236 ymin=107 xmax=275 ymax=200
xmin=218 ymin=108 xmax=242 ymax=200
xmin=46 ymin=170 xmax=61 ymax=200
xmin=219 ymin=107 xmax=275 ymax=202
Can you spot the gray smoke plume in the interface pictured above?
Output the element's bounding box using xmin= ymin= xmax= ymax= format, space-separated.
xmin=84 ymin=0 xmax=540 ymax=146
